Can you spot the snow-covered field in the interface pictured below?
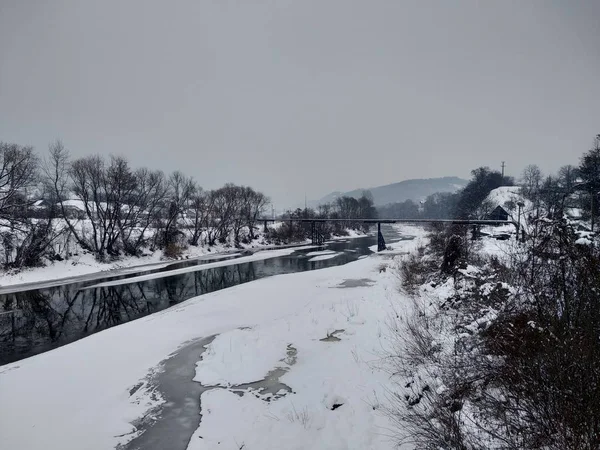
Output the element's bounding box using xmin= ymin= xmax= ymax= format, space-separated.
xmin=0 ymin=225 xmax=425 ymax=450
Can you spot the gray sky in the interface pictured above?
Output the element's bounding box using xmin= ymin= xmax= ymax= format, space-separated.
xmin=1 ymin=1 xmax=599 ymax=208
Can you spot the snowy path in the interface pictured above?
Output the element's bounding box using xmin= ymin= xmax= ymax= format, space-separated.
xmin=0 ymin=226 xmax=425 ymax=450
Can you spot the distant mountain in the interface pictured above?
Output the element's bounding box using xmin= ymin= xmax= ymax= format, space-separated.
xmin=312 ymin=177 xmax=468 ymax=207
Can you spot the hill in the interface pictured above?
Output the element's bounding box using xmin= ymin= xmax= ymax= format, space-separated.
xmin=313 ymin=177 xmax=468 ymax=207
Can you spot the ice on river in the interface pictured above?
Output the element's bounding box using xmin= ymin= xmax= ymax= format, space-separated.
xmin=305 ymin=249 xmax=337 ymax=257
xmin=308 ymin=253 xmax=340 ymax=262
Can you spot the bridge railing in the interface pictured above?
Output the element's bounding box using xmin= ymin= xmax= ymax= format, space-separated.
xmin=261 ymin=218 xmax=516 ymax=226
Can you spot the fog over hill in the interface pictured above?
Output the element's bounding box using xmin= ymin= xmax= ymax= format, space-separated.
xmin=311 ymin=176 xmax=468 ymax=207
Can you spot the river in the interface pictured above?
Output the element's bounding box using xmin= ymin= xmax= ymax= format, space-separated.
xmin=0 ymin=226 xmax=402 ymax=365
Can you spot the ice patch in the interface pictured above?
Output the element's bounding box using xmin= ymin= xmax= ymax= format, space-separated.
xmin=308 ymin=253 xmax=340 ymax=262
xmin=305 ymin=250 xmax=336 ymax=257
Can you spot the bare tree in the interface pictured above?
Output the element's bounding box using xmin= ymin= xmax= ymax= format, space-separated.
xmin=8 ymin=139 xmax=284 ymax=266
xmin=184 ymin=187 xmax=213 ymax=246
xmin=558 ymin=165 xmax=579 ymax=192
xmin=0 ymin=141 xmax=68 ymax=268
xmin=244 ymin=188 xmax=269 ymax=240
xmin=521 ymin=164 xmax=543 ymax=200
xmin=230 ymin=188 xmax=246 ymax=244
xmin=69 ymin=155 xmax=112 ymax=258
xmin=207 ymin=185 xmax=238 ymax=246
xmin=0 ymin=142 xmax=38 ymax=223
xmin=161 ymin=171 xmax=195 ymax=250
xmin=43 ymin=141 xmax=70 ymax=213
xmin=102 ymin=156 xmax=137 ymax=255
xmin=119 ymin=168 xmax=168 ymax=254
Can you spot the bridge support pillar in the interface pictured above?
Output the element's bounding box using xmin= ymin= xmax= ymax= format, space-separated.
xmin=471 ymin=225 xmax=479 ymax=240
xmin=377 ymin=222 xmax=386 ymax=252
xmin=311 ymin=221 xmax=325 ymax=246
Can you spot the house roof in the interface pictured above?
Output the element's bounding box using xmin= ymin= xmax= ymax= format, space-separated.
xmin=491 ymin=205 xmax=508 ymax=214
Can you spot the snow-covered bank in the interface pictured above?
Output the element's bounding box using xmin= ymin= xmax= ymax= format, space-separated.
xmin=0 ymin=228 xmax=369 ymax=291
xmin=0 ymin=238 xmax=311 ymax=292
xmin=0 ymin=225 xmax=425 ymax=450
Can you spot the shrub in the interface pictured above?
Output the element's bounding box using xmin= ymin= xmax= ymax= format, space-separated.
xmin=163 ymin=243 xmax=183 ymax=259
xmin=388 ymin=219 xmax=600 ymax=449
xmin=398 ymin=247 xmax=438 ymax=295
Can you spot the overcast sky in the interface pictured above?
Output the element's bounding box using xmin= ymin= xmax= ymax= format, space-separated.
xmin=1 ymin=1 xmax=598 ymax=208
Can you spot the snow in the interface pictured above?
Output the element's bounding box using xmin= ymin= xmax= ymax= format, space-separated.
xmin=485 ymin=186 xmax=523 ymax=208
xmin=576 ymin=237 xmax=593 ymax=246
xmin=0 ymin=224 xmax=426 ymax=450
xmin=60 ymin=198 xmax=89 ymax=210
xmin=0 ymin=229 xmax=310 ymax=290
xmin=368 ymin=229 xmax=425 ymax=254
xmin=0 ymin=252 xmax=171 ymax=292
xmin=305 ymin=250 xmax=337 ymax=257
xmin=485 ymin=186 xmax=534 ymax=227
xmin=0 ymin=220 xmax=366 ymax=291
xmin=566 ymin=207 xmax=583 ymax=219
xmin=308 ymin=253 xmax=340 ymax=262
xmin=343 ymin=228 xmax=369 ymax=239
xmin=197 ymin=252 xmax=242 ymax=260
xmin=81 ymin=247 xmax=315 ymax=290
xmin=194 ymin=328 xmax=289 ymax=386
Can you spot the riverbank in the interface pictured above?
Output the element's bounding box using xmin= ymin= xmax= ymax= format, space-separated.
xmin=0 ymin=229 xmax=368 ymax=292
xmin=0 ymin=225 xmax=425 ymax=450
xmin=0 ymin=242 xmax=310 ymax=295
xmin=0 ymin=233 xmax=293 ymax=290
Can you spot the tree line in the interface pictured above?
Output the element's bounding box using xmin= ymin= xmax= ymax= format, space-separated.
xmin=378 ymin=138 xmax=595 ymax=223
xmin=0 ymin=140 xmax=269 ymax=267
xmin=269 ymin=192 xmax=378 ymax=243
xmin=376 ymin=169 xmax=516 ymax=220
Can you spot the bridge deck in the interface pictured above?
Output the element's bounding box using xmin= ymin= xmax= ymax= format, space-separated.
xmin=261 ymin=218 xmax=515 ymax=226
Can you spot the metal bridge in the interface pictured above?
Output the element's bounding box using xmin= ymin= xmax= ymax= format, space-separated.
xmin=261 ymin=218 xmax=517 ymax=251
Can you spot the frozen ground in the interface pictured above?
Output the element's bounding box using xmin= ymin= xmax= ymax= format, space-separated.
xmin=0 ymin=225 xmax=425 ymax=450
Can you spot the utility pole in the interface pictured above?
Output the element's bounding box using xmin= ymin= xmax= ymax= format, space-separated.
xmin=501 ymin=161 xmax=505 ymax=178
xmin=304 ymin=193 xmax=307 ymax=218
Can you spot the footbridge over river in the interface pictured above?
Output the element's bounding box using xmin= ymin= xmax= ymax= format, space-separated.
xmin=261 ymin=218 xmax=518 ymax=251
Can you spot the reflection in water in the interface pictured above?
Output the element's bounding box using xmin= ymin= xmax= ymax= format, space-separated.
xmin=0 ymin=263 xmax=258 ymax=364
xmin=0 ymin=231 xmax=398 ymax=365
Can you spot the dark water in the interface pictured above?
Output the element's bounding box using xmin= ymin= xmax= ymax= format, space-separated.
xmin=0 ymin=227 xmax=400 ymax=365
